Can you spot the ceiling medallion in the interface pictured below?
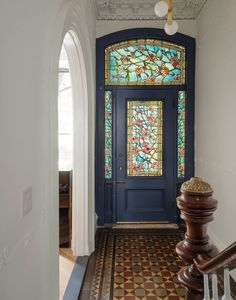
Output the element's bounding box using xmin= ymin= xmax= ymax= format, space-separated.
xmin=154 ymin=0 xmax=178 ymax=35
xmin=181 ymin=177 xmax=213 ymax=194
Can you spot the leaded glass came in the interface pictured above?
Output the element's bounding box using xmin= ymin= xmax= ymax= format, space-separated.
xmin=105 ymin=39 xmax=186 ymax=86
xmin=104 ymin=91 xmax=113 ymax=179
xmin=177 ymin=91 xmax=186 ymax=178
xmin=127 ymin=100 xmax=163 ymax=177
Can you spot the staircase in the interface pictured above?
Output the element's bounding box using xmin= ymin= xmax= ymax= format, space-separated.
xmin=176 ymin=177 xmax=236 ymax=300
xmin=196 ymin=242 xmax=236 ymax=300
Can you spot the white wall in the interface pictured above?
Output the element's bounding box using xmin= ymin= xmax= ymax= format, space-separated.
xmin=96 ymin=20 xmax=197 ymax=38
xmin=0 ymin=0 xmax=95 ymax=299
xmin=196 ymin=0 xmax=236 ymax=249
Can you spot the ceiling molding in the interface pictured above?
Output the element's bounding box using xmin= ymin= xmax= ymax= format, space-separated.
xmin=95 ymin=0 xmax=208 ymax=20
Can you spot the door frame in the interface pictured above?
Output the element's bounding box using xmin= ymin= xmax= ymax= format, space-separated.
xmin=96 ymin=28 xmax=195 ymax=226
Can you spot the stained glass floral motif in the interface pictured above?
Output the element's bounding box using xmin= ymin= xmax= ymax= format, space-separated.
xmin=178 ymin=91 xmax=186 ymax=178
xmin=105 ymin=91 xmax=112 ymax=179
xmin=127 ymin=101 xmax=163 ymax=177
xmin=105 ymin=40 xmax=185 ymax=86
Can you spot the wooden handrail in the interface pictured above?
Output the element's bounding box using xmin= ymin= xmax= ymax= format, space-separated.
xmin=195 ymin=241 xmax=236 ymax=274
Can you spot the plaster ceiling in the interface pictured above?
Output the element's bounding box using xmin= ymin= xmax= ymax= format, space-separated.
xmin=96 ymin=0 xmax=207 ymax=20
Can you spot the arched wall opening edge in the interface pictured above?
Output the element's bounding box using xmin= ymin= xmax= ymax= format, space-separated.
xmin=46 ymin=3 xmax=95 ymax=297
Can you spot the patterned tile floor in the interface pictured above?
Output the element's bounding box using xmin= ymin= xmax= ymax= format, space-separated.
xmin=82 ymin=228 xmax=188 ymax=300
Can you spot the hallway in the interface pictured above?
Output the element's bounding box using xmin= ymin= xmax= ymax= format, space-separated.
xmin=1 ymin=0 xmax=236 ymax=299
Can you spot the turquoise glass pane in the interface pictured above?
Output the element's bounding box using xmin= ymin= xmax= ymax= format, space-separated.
xmin=106 ymin=40 xmax=185 ymax=86
xmin=104 ymin=91 xmax=112 ymax=179
xmin=178 ymin=91 xmax=186 ymax=178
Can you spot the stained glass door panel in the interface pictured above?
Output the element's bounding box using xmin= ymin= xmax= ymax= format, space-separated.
xmin=116 ymin=89 xmax=176 ymax=222
xmin=127 ymin=100 xmax=163 ymax=177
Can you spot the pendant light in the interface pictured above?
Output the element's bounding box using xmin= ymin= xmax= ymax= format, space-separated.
xmin=154 ymin=0 xmax=179 ymax=35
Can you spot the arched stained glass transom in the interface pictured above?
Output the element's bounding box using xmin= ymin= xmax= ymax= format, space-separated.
xmin=105 ymin=39 xmax=186 ymax=86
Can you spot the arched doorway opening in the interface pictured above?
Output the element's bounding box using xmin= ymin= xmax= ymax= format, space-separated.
xmin=47 ymin=2 xmax=95 ymax=298
xmin=58 ymin=31 xmax=90 ymax=298
xmin=59 ymin=31 xmax=89 ymax=256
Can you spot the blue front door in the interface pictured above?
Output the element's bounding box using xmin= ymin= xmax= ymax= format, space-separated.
xmin=116 ymin=89 xmax=176 ymax=222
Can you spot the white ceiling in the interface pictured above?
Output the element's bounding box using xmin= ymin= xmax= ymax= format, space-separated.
xmin=96 ymin=0 xmax=207 ymax=20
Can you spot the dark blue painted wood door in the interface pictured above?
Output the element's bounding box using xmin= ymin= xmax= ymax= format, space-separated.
xmin=95 ymin=29 xmax=195 ymax=226
xmin=116 ymin=89 xmax=176 ymax=222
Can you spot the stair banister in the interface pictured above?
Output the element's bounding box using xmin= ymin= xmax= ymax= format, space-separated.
xmin=176 ymin=177 xmax=236 ymax=300
xmin=195 ymin=241 xmax=236 ymax=274
xmin=195 ymin=242 xmax=236 ymax=300
xmin=176 ymin=177 xmax=218 ymax=299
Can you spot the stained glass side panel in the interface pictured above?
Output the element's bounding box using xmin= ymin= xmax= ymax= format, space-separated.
xmin=105 ymin=91 xmax=112 ymax=179
xmin=178 ymin=91 xmax=186 ymax=178
xmin=127 ymin=101 xmax=163 ymax=177
xmin=106 ymin=40 xmax=186 ymax=86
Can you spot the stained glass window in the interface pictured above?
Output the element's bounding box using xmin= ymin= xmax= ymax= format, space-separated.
xmin=127 ymin=100 xmax=163 ymax=177
xmin=177 ymin=91 xmax=186 ymax=178
xmin=105 ymin=91 xmax=112 ymax=179
xmin=105 ymin=39 xmax=185 ymax=86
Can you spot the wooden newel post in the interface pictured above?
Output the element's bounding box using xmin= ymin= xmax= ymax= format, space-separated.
xmin=176 ymin=177 xmax=218 ymax=298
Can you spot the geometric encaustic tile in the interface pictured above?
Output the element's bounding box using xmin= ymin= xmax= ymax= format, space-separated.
xmin=89 ymin=229 xmax=187 ymax=300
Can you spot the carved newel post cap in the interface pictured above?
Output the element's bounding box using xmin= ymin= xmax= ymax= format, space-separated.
xmin=181 ymin=177 xmax=213 ymax=195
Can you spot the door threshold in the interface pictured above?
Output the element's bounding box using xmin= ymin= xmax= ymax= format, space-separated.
xmin=111 ymin=223 xmax=179 ymax=229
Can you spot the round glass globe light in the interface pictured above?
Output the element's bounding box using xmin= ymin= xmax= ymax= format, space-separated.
xmin=164 ymin=20 xmax=179 ymax=35
xmin=154 ymin=1 xmax=168 ymax=17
